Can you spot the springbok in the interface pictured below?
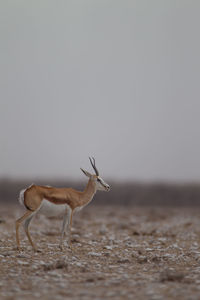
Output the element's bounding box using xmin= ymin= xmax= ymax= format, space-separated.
xmin=16 ymin=157 xmax=110 ymax=251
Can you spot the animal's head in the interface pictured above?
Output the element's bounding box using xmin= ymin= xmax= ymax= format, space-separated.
xmin=81 ymin=157 xmax=110 ymax=192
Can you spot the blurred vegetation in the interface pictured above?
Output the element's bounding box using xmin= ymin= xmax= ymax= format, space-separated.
xmin=1 ymin=179 xmax=200 ymax=206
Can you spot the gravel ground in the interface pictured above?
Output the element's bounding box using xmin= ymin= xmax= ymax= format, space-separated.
xmin=0 ymin=204 xmax=200 ymax=300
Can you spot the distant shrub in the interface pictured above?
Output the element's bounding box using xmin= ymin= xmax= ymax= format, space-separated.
xmin=0 ymin=179 xmax=200 ymax=206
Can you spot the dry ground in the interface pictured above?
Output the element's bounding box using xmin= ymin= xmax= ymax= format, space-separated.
xmin=0 ymin=204 xmax=200 ymax=300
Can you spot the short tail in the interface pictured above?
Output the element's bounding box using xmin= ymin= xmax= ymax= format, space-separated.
xmin=18 ymin=189 xmax=26 ymax=206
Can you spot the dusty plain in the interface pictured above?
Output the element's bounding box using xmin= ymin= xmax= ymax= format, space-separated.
xmin=0 ymin=204 xmax=200 ymax=300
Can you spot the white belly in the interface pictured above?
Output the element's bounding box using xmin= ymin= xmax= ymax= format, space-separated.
xmin=39 ymin=199 xmax=69 ymax=217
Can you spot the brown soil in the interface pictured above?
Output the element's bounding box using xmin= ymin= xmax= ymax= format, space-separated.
xmin=0 ymin=204 xmax=200 ymax=299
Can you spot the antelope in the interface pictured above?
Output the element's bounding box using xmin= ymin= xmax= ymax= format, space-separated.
xmin=16 ymin=157 xmax=110 ymax=252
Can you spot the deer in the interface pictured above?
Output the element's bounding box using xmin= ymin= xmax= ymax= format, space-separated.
xmin=15 ymin=157 xmax=110 ymax=252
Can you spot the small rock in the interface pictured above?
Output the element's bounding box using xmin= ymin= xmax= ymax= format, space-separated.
xmin=117 ymin=259 xmax=130 ymax=264
xmin=160 ymin=270 xmax=185 ymax=282
xmin=103 ymin=245 xmax=113 ymax=250
xmin=103 ymin=252 xmax=110 ymax=257
xmin=75 ymin=262 xmax=83 ymax=267
xmin=137 ymin=256 xmax=148 ymax=264
xmin=17 ymin=260 xmax=29 ymax=265
xmin=86 ymin=277 xmax=95 ymax=282
xmin=44 ymin=259 xmax=68 ymax=271
xmin=16 ymin=254 xmax=29 ymax=259
xmin=88 ymin=252 xmax=101 ymax=257
xmin=132 ymin=230 xmax=140 ymax=235
xmin=99 ymin=225 xmax=107 ymax=235
xmin=131 ymin=251 xmax=139 ymax=258
xmin=151 ymin=255 xmax=162 ymax=263
xmin=2 ymin=252 xmax=12 ymax=257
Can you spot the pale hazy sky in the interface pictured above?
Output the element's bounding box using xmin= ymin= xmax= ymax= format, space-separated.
xmin=0 ymin=1 xmax=200 ymax=181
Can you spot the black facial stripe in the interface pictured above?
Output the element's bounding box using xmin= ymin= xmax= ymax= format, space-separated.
xmin=97 ymin=178 xmax=103 ymax=185
xmin=97 ymin=178 xmax=107 ymax=188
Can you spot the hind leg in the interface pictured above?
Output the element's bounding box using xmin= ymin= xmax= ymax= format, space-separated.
xmin=16 ymin=210 xmax=34 ymax=251
xmin=24 ymin=213 xmax=37 ymax=251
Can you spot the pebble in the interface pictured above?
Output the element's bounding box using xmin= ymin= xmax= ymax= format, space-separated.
xmin=88 ymin=252 xmax=101 ymax=257
xmin=16 ymin=254 xmax=30 ymax=258
xmin=103 ymin=245 xmax=113 ymax=250
xmin=137 ymin=256 xmax=148 ymax=263
xmin=17 ymin=260 xmax=29 ymax=265
xmin=99 ymin=225 xmax=107 ymax=234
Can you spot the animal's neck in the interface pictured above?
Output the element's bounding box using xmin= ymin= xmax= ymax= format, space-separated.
xmin=80 ymin=178 xmax=96 ymax=206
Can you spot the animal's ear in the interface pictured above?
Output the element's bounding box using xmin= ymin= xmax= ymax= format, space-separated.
xmin=80 ymin=168 xmax=92 ymax=177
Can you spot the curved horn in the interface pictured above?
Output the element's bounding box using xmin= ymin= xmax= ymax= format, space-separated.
xmin=89 ymin=157 xmax=99 ymax=176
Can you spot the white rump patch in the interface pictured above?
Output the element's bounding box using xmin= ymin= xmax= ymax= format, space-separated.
xmin=18 ymin=183 xmax=34 ymax=206
xmin=18 ymin=189 xmax=26 ymax=206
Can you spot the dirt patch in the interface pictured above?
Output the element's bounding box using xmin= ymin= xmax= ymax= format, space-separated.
xmin=0 ymin=204 xmax=200 ymax=299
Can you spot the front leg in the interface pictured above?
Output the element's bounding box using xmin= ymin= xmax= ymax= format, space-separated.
xmin=59 ymin=209 xmax=73 ymax=250
xmin=59 ymin=212 xmax=69 ymax=250
xmin=68 ymin=210 xmax=74 ymax=249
